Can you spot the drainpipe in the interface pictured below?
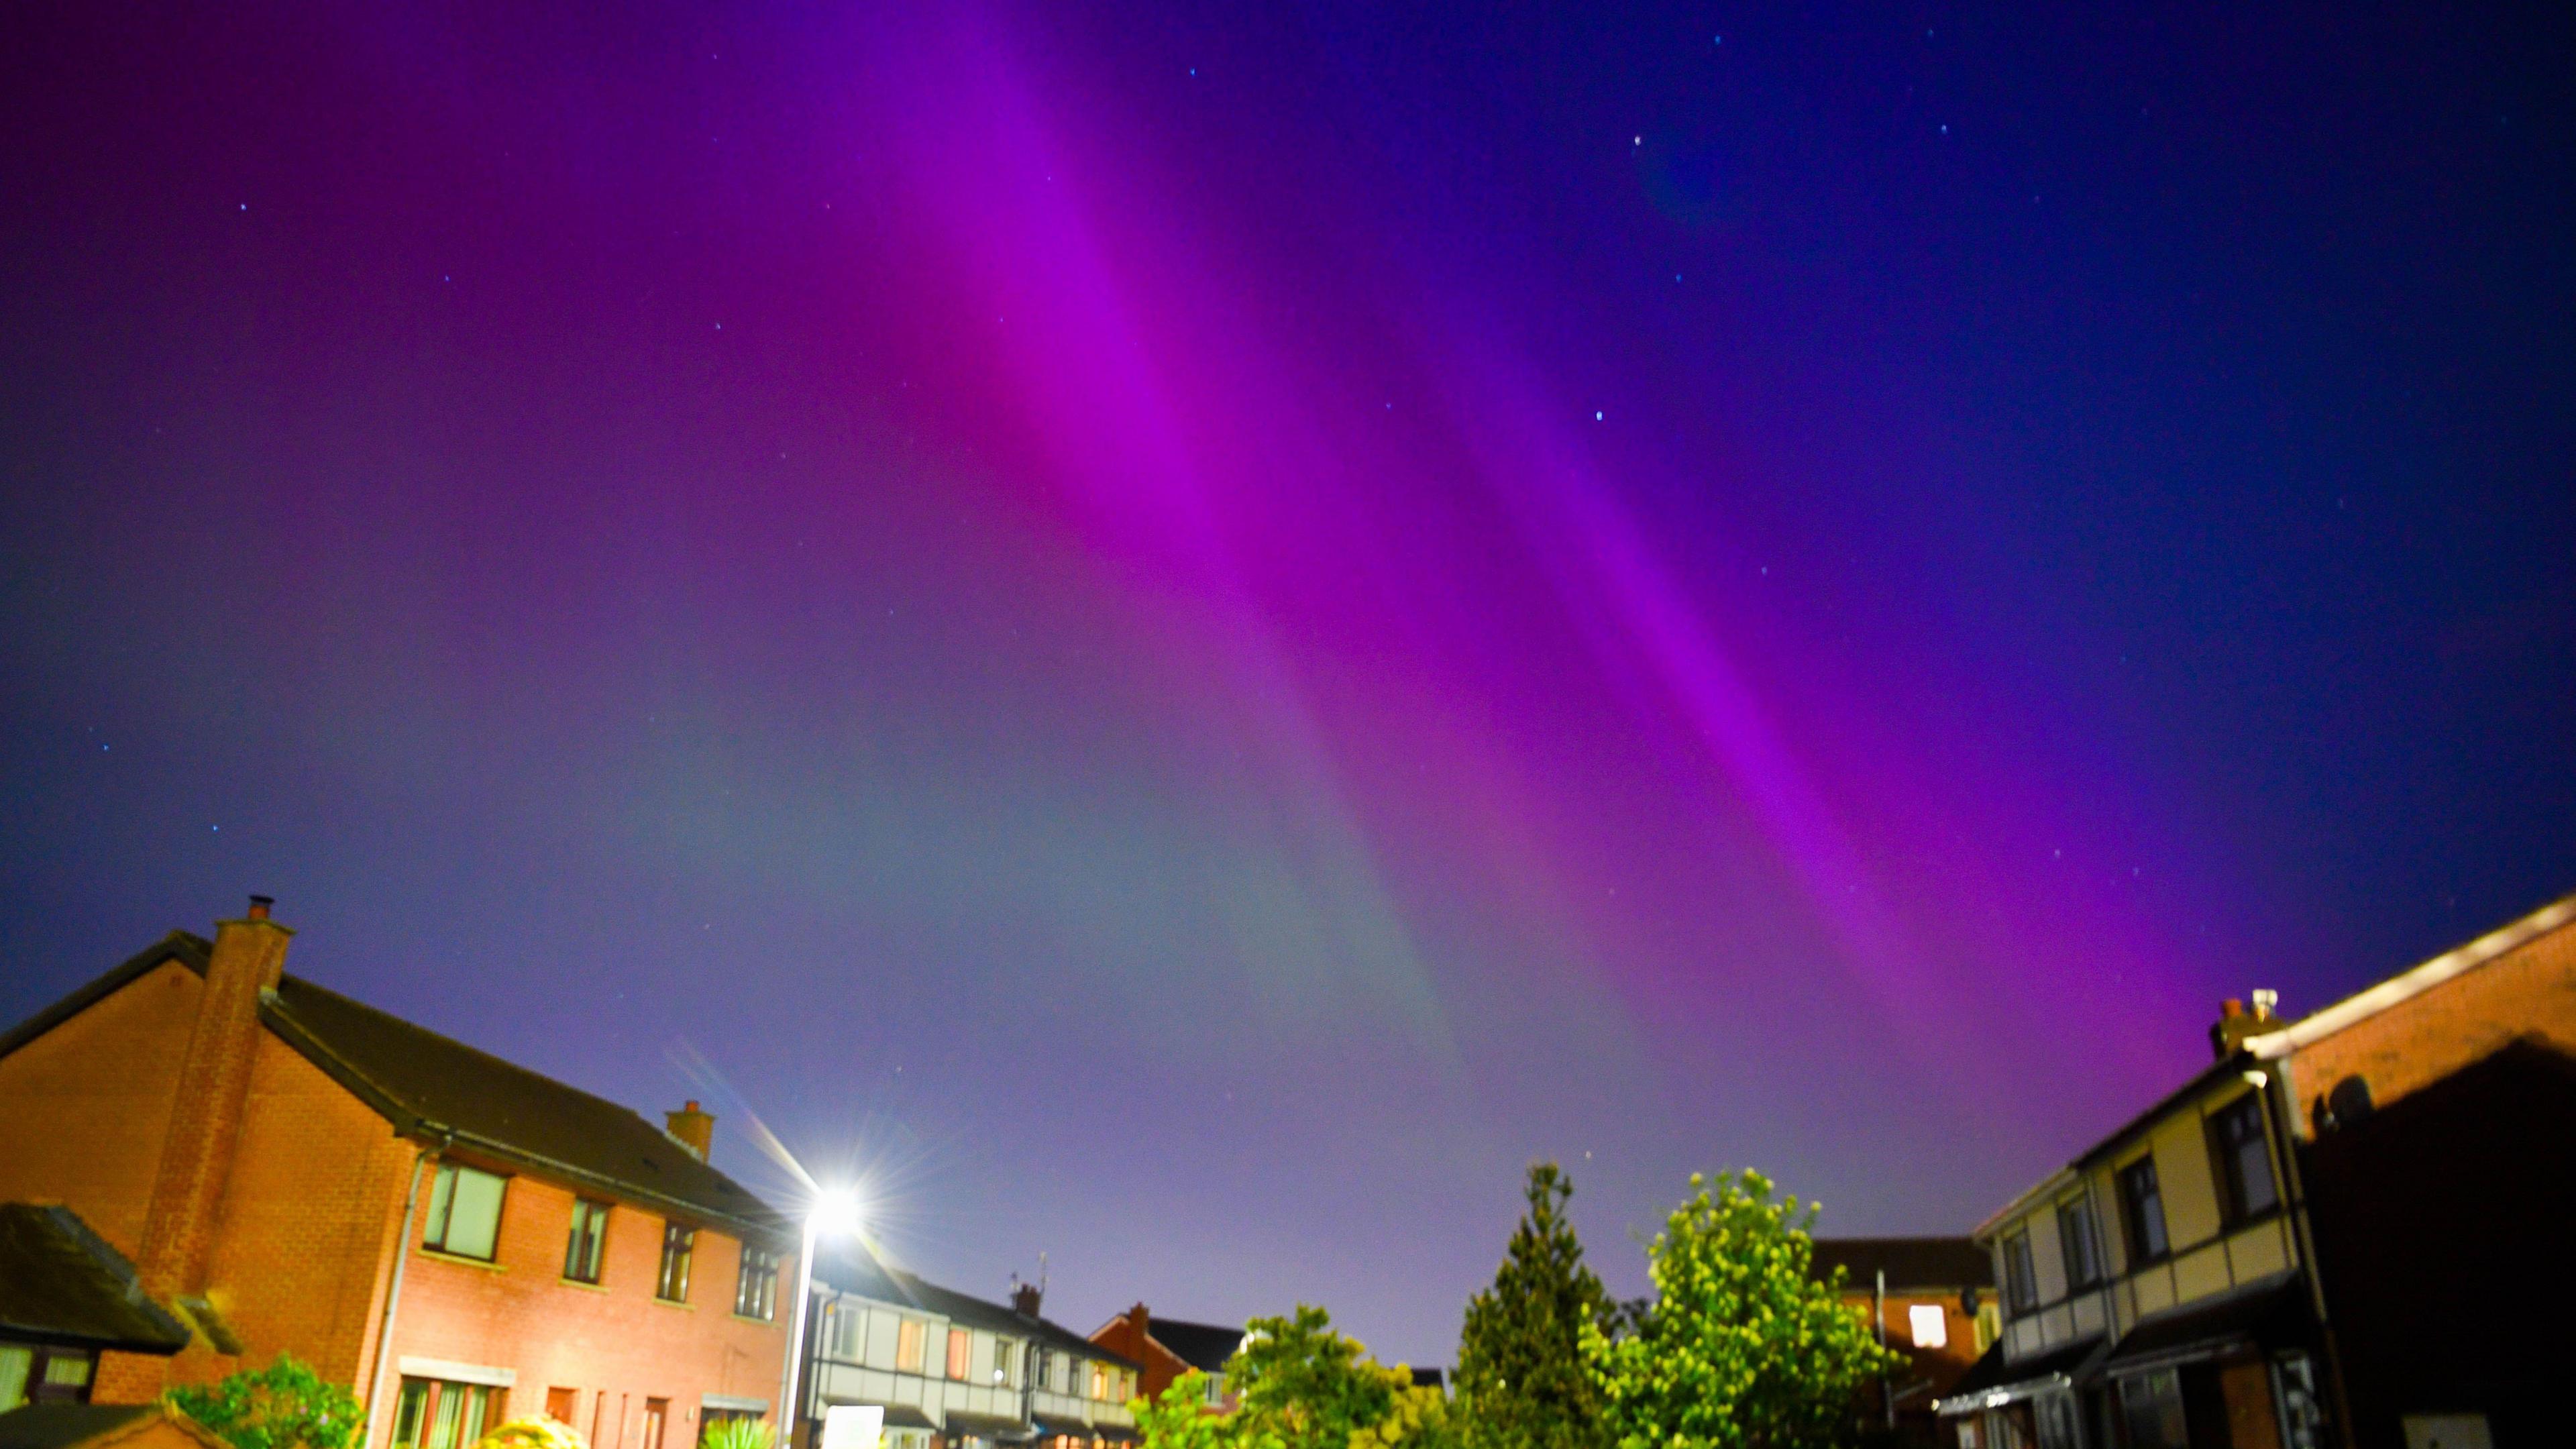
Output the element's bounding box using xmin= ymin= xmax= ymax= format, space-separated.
xmin=1876 ymin=1269 xmax=1892 ymax=1434
xmin=2261 ymin=1059 xmax=2354 ymax=1449
xmin=365 ymin=1134 xmax=445 ymax=1449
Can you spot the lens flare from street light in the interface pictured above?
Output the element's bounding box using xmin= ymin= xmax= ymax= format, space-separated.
xmin=812 ymin=1187 xmax=865 ymax=1238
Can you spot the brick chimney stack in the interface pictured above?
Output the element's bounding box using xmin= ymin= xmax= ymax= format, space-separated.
xmin=1012 ymin=1281 xmax=1045 ymax=1317
xmin=666 ymin=1101 xmax=715 ymax=1160
xmin=138 ymin=897 xmax=292 ymax=1323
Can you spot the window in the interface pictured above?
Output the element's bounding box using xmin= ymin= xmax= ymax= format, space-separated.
xmin=1090 ymin=1363 xmax=1108 ymax=1401
xmin=0 ymin=1345 xmax=97 ymax=1411
xmin=393 ymin=1379 xmax=496 ymax=1449
xmin=643 ymin=1399 xmax=669 ymax=1449
xmin=736 ymin=1244 xmax=780 ymax=1320
xmin=2057 ymin=1199 xmax=2104 ymax=1289
xmin=826 ymin=1302 xmax=865 ymax=1360
xmin=2117 ymin=1157 xmax=2169 ymax=1263
xmin=896 ymin=1319 xmax=926 ymax=1373
xmin=2206 ymin=1094 xmax=2279 ymax=1226
xmin=423 ymin=1163 xmax=508 ymax=1260
xmin=946 ymin=1328 xmax=972 ymax=1381
xmin=1907 ymin=1303 xmax=1949 ymax=1348
xmin=2002 ymin=1230 xmax=2037 ymax=1311
xmin=2118 ymin=1369 xmax=2188 ymax=1449
xmin=995 ymin=1338 xmax=1018 ymax=1387
xmin=546 ymin=1389 xmax=578 ymax=1424
xmin=564 ymin=1199 xmax=610 ymax=1283
xmin=657 ymin=1222 xmax=696 ymax=1302
xmin=1033 ymin=1348 xmax=1053 ymax=1390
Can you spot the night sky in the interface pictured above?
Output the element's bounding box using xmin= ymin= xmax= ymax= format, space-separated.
xmin=3 ymin=0 xmax=2571 ymax=1366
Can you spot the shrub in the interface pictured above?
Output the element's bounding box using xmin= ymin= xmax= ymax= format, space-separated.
xmin=697 ymin=1419 xmax=777 ymax=1449
xmin=167 ymin=1356 xmax=363 ymax=1449
xmin=474 ymin=1419 xmax=589 ymax=1449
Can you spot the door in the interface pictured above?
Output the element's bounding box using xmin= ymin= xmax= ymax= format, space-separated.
xmin=644 ymin=1399 xmax=669 ymax=1449
xmin=548 ymin=1389 xmax=579 ymax=1425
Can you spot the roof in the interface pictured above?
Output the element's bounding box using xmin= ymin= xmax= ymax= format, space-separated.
xmin=0 ymin=1203 xmax=192 ymax=1352
xmin=1934 ymin=1334 xmax=2109 ymax=1413
xmin=814 ymin=1259 xmax=1139 ymax=1372
xmin=2244 ymin=890 xmax=2576 ymax=1061
xmin=0 ymin=1406 xmax=226 ymax=1449
xmin=0 ymin=932 xmax=787 ymax=1242
xmin=1809 ymin=1238 xmax=1992 ymax=1292
xmin=1146 ymin=1318 xmax=1243 ymax=1375
xmin=2098 ymin=1278 xmax=2310 ymax=1375
xmin=0 ymin=1408 xmax=156 ymax=1449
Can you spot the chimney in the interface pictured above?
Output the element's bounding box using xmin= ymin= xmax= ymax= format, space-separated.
xmin=665 ymin=1101 xmax=715 ymax=1160
xmin=2210 ymin=991 xmax=2281 ymax=1059
xmin=1010 ymin=1279 xmax=1044 ymax=1318
xmin=137 ymin=898 xmax=292 ymax=1334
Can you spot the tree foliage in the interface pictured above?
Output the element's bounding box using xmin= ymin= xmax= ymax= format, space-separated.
xmin=474 ymin=1419 xmax=591 ymax=1449
xmin=1456 ymin=1163 xmax=1613 ymax=1449
xmin=1135 ymin=1374 xmax=1277 ymax=1449
xmin=167 ymin=1356 xmax=363 ymax=1449
xmin=1230 ymin=1305 xmax=1407 ymax=1449
xmin=1580 ymin=1172 xmax=1898 ymax=1449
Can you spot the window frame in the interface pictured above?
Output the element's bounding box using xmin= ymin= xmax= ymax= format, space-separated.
xmin=2117 ymin=1156 xmax=2169 ymax=1264
xmin=896 ymin=1318 xmax=926 ymax=1373
xmin=2057 ymin=1197 xmax=2104 ymax=1290
xmin=2205 ymin=1093 xmax=2280 ymax=1228
xmin=2002 ymin=1229 xmax=2038 ymax=1312
xmin=393 ymin=1378 xmax=496 ymax=1449
xmin=656 ymin=1222 xmax=697 ymax=1303
xmin=945 ymin=1327 xmax=972 ymax=1381
xmin=564 ymin=1199 xmax=611 ymax=1284
xmin=735 ymin=1242 xmax=780 ymax=1320
xmin=422 ymin=1163 xmax=509 ymax=1262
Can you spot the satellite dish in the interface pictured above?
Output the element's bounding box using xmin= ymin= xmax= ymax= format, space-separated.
xmin=2327 ymin=1075 xmax=2375 ymax=1127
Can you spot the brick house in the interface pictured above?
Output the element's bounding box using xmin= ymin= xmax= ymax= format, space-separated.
xmin=1809 ymin=1238 xmax=1995 ymax=1444
xmin=1086 ymin=1306 xmax=1240 ymax=1409
xmin=0 ymin=899 xmax=797 ymax=1449
xmin=1941 ymin=890 xmax=2575 ymax=1449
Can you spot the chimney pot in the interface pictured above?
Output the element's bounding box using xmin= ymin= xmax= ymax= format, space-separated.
xmin=1010 ymin=1281 xmax=1044 ymax=1318
xmin=248 ymin=895 xmax=273 ymax=920
xmin=2221 ymin=998 xmax=2244 ymax=1018
xmin=2251 ymin=989 xmax=2279 ymax=1021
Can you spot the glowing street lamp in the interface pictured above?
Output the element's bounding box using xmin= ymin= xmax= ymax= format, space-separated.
xmin=777 ymin=1187 xmax=864 ymax=1448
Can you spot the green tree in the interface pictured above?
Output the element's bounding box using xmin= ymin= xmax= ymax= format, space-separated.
xmin=1229 ymin=1305 xmax=1407 ymax=1449
xmin=1134 ymin=1372 xmax=1273 ymax=1449
xmin=1456 ymin=1163 xmax=1613 ymax=1449
xmin=1580 ymin=1172 xmax=1897 ymax=1449
xmin=168 ymin=1356 xmax=363 ymax=1449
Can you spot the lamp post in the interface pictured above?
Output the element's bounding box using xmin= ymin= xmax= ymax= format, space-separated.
xmin=777 ymin=1189 xmax=864 ymax=1449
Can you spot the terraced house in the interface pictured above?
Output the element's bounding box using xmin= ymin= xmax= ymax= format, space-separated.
xmin=1939 ymin=891 xmax=2576 ymax=1449
xmin=0 ymin=900 xmax=797 ymax=1449
xmin=797 ymin=1248 xmax=1138 ymax=1449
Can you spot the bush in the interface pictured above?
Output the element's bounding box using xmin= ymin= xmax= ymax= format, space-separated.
xmin=697 ymin=1419 xmax=776 ymax=1449
xmin=474 ymin=1419 xmax=589 ymax=1449
xmin=167 ymin=1356 xmax=363 ymax=1449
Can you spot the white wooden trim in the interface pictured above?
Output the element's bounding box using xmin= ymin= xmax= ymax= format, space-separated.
xmin=396 ymin=1357 xmax=517 ymax=1388
xmin=2245 ymin=892 xmax=2576 ymax=1060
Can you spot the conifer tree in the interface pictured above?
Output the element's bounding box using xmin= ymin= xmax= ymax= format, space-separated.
xmin=1456 ymin=1163 xmax=1614 ymax=1449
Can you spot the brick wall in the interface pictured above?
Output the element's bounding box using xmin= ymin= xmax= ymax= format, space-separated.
xmin=0 ymin=960 xmax=203 ymax=1249
xmin=2289 ymin=916 xmax=2576 ymax=1125
xmin=384 ymin=1165 xmax=790 ymax=1449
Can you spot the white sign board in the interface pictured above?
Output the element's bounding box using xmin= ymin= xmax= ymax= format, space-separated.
xmin=821 ymin=1405 xmax=884 ymax=1449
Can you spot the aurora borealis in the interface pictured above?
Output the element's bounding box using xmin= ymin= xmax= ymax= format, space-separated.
xmin=3 ymin=0 xmax=2570 ymax=1361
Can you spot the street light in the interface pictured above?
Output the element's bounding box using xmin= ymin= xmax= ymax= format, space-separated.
xmin=777 ymin=1187 xmax=865 ymax=1449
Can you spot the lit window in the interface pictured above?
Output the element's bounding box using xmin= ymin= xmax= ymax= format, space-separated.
xmin=423 ymin=1164 xmax=507 ymax=1260
xmin=947 ymin=1328 xmax=971 ymax=1381
xmin=896 ymin=1320 xmax=926 ymax=1373
xmin=1907 ymin=1304 xmax=1947 ymax=1348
